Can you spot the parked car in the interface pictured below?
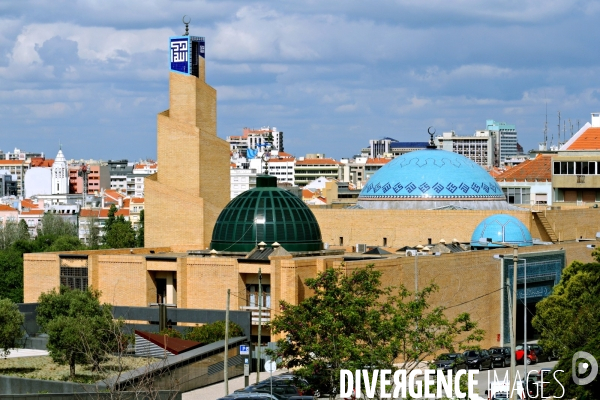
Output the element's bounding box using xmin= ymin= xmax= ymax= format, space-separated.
xmin=235 ymin=383 xmax=301 ymax=400
xmin=432 ymin=353 xmax=468 ymax=372
xmin=488 ymin=346 xmax=511 ymax=368
xmin=515 ymin=344 xmax=538 ymax=365
xmin=528 ymin=343 xmax=551 ymax=362
xmin=217 ymin=393 xmax=280 ymax=400
xmin=463 ymin=349 xmax=493 ymax=370
xmin=259 ymin=375 xmax=313 ymax=396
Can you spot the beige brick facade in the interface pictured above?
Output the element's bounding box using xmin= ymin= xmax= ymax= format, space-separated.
xmin=23 ymin=239 xmax=596 ymax=348
xmin=145 ymin=57 xmax=229 ymax=249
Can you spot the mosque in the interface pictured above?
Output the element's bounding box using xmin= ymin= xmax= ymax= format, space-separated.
xmin=23 ymin=31 xmax=599 ymax=348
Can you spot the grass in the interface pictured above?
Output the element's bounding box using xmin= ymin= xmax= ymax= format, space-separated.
xmin=0 ymin=355 xmax=158 ymax=384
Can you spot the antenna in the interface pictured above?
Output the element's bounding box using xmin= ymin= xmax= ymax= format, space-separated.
xmin=563 ymin=120 xmax=566 ymax=144
xmin=557 ymin=111 xmax=561 ymax=146
xmin=569 ymin=118 xmax=573 ymax=137
xmin=544 ymin=102 xmax=548 ymax=146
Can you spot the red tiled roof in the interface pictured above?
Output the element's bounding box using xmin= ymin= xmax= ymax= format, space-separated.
xmin=30 ymin=158 xmax=54 ymax=167
xmin=104 ymin=189 xmax=125 ymax=201
xmin=122 ymin=198 xmax=130 ymax=208
xmin=302 ymin=189 xmax=315 ymax=198
xmin=80 ymin=208 xmax=128 ymax=218
xmin=0 ymin=205 xmax=17 ymax=212
xmin=20 ymin=210 xmax=44 ymax=215
xmin=0 ymin=160 xmax=24 ymax=165
xmin=295 ymin=158 xmax=339 ymax=165
xmin=495 ymin=155 xmax=552 ymax=182
xmin=80 ymin=209 xmax=101 ymax=218
xmin=131 ymin=198 xmax=144 ymax=203
xmin=366 ymin=158 xmax=391 ymax=165
xmin=134 ymin=330 xmax=202 ymax=355
xmin=134 ymin=163 xmax=157 ymax=169
xmin=565 ymin=127 xmax=600 ymax=150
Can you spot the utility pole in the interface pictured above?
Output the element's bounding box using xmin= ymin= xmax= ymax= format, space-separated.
xmin=224 ymin=288 xmax=230 ymax=396
xmin=523 ymin=260 xmax=528 ymax=397
xmin=511 ymin=245 xmax=518 ymax=400
xmin=257 ymin=268 xmax=262 ymax=383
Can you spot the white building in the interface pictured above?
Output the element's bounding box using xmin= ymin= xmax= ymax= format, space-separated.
xmin=24 ymin=167 xmax=52 ymax=197
xmin=231 ymin=168 xmax=257 ymax=199
xmin=227 ymin=126 xmax=284 ymax=156
xmin=435 ymin=130 xmax=496 ymax=168
xmin=51 ymin=148 xmax=69 ymax=195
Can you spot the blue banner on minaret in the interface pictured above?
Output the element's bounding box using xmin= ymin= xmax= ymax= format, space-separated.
xmin=170 ymin=36 xmax=205 ymax=76
xmin=170 ymin=36 xmax=190 ymax=74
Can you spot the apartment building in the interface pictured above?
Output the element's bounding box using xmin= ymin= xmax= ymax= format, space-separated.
xmin=436 ymin=130 xmax=496 ymax=168
xmin=227 ymin=126 xmax=284 ymax=157
xmin=294 ymin=157 xmax=340 ymax=186
xmin=0 ymin=160 xmax=28 ymax=196
xmin=487 ymin=120 xmax=518 ymax=164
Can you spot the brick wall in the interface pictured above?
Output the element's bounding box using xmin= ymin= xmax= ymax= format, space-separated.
xmin=312 ymin=209 xmax=531 ymax=248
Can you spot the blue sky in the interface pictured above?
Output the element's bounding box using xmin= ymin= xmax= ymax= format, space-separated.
xmin=1 ymin=0 xmax=599 ymax=161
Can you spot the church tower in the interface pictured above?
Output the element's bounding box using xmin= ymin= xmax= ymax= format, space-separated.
xmin=144 ymin=31 xmax=230 ymax=248
xmin=51 ymin=147 xmax=68 ymax=195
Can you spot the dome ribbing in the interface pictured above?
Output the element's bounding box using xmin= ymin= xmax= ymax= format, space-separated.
xmin=210 ymin=176 xmax=323 ymax=252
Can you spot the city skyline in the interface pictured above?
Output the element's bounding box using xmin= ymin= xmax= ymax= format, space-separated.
xmin=1 ymin=1 xmax=599 ymax=160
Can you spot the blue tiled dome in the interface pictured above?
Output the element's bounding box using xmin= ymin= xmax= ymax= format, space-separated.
xmin=470 ymin=214 xmax=533 ymax=248
xmin=357 ymin=149 xmax=509 ymax=210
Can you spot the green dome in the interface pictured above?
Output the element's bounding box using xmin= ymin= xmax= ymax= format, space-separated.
xmin=210 ymin=175 xmax=323 ymax=252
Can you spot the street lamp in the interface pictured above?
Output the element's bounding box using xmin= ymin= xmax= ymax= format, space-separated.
xmin=482 ymin=238 xmax=519 ymax=400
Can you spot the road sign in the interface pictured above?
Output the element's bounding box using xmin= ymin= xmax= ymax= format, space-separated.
xmin=240 ymin=345 xmax=250 ymax=355
xmin=265 ymin=360 xmax=277 ymax=373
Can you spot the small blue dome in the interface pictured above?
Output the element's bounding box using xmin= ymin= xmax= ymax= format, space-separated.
xmin=359 ymin=149 xmax=504 ymax=200
xmin=471 ymin=214 xmax=533 ymax=248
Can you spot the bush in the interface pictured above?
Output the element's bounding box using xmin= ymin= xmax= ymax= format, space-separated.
xmin=0 ymin=298 xmax=24 ymax=356
xmin=158 ymin=328 xmax=182 ymax=339
xmin=184 ymin=321 xmax=244 ymax=345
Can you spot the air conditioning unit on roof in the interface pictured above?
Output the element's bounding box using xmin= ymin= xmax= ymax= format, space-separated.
xmin=356 ymin=243 xmax=367 ymax=253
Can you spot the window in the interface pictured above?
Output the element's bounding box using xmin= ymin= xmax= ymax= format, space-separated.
xmin=60 ymin=267 xmax=88 ymax=290
xmin=383 ymin=237 xmax=387 ymax=246
xmin=339 ymin=236 xmax=344 ymax=246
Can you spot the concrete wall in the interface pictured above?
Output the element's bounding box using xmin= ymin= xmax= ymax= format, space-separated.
xmin=0 ymin=376 xmax=100 ymax=395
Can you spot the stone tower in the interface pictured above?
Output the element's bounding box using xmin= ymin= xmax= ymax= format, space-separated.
xmin=145 ymin=35 xmax=230 ymax=248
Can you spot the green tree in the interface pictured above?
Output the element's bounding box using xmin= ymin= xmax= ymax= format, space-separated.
xmin=136 ymin=209 xmax=144 ymax=248
xmin=0 ymin=249 xmax=24 ymax=303
xmin=104 ymin=204 xmax=117 ymax=234
xmin=103 ymin=205 xmax=136 ymax=249
xmin=17 ymin=220 xmax=30 ymax=241
xmin=269 ymin=265 xmax=483 ymax=397
xmin=0 ymin=298 xmax=24 ymax=357
xmin=47 ymin=236 xmax=84 ymax=252
xmin=533 ymin=255 xmax=600 ymax=399
xmin=0 ymin=220 xmax=26 ymax=250
xmin=38 ymin=213 xmax=77 ymax=237
xmin=37 ymin=287 xmax=118 ymax=379
xmin=184 ymin=321 xmax=244 ymax=345
xmin=103 ymin=218 xmax=136 ymax=249
xmin=86 ymin=216 xmax=101 ymax=250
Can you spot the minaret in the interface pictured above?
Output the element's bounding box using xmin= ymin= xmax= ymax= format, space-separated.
xmin=144 ymin=21 xmax=230 ymax=248
xmin=51 ymin=146 xmax=68 ymax=194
